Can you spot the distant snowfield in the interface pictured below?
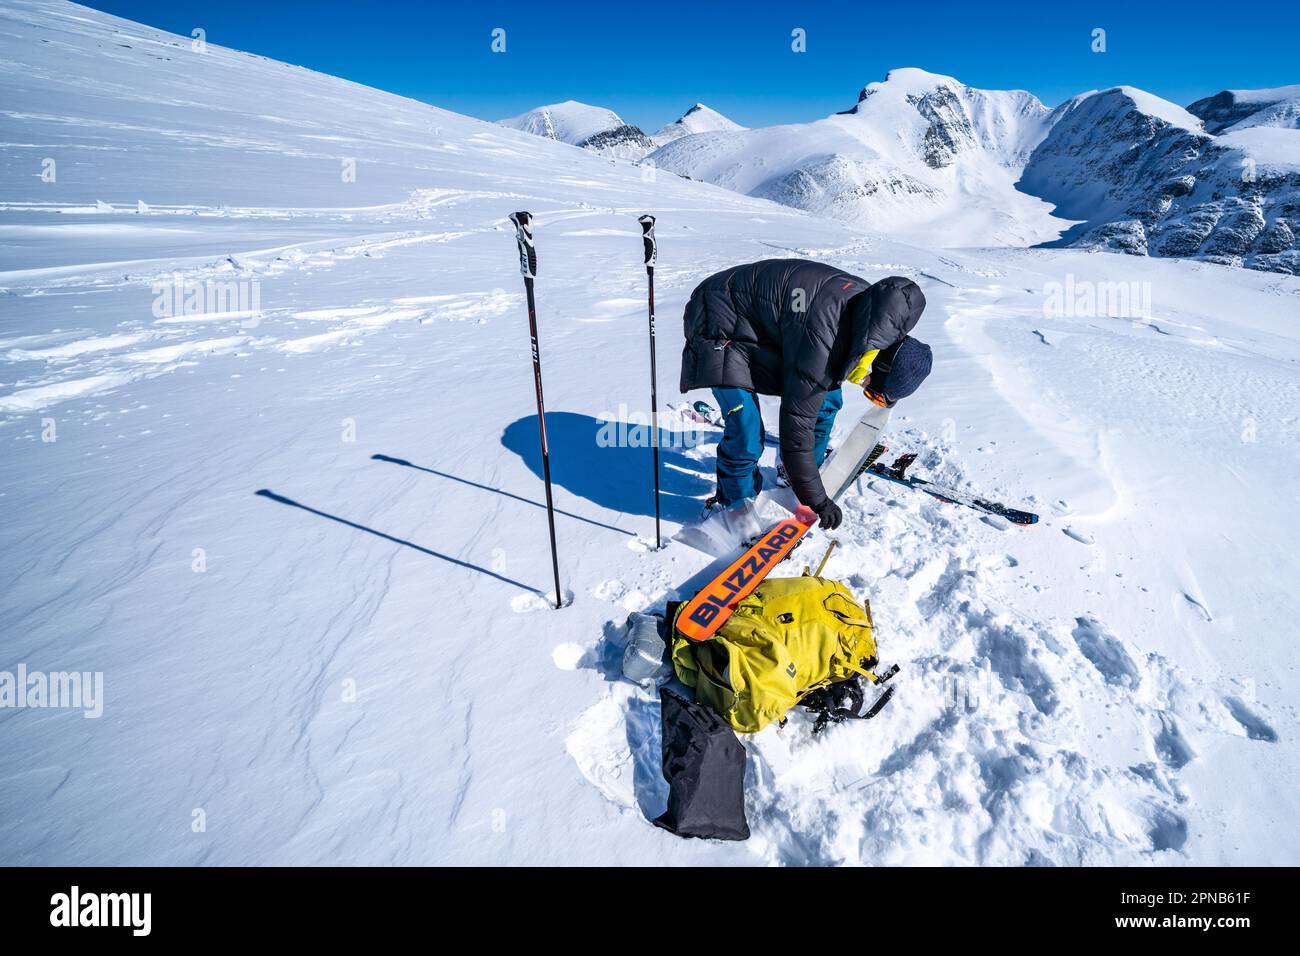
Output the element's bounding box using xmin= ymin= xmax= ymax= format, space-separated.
xmin=2 ymin=0 xmax=1298 ymax=866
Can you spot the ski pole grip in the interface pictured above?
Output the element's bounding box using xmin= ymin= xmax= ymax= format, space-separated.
xmin=509 ymin=211 xmax=537 ymax=278
xmin=638 ymin=214 xmax=656 ymax=269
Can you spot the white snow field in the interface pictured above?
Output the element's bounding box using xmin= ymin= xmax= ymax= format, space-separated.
xmin=2 ymin=1 xmax=1298 ymax=866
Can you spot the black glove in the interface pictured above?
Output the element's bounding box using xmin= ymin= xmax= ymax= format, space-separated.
xmin=813 ymin=498 xmax=842 ymax=530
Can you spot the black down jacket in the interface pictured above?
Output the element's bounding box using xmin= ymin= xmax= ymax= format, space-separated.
xmin=680 ymin=259 xmax=925 ymax=508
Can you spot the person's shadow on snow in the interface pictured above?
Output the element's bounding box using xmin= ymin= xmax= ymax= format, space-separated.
xmin=501 ymin=412 xmax=717 ymax=522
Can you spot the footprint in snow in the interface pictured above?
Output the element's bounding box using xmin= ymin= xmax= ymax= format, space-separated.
xmin=591 ymin=578 xmax=626 ymax=602
xmin=1146 ymin=804 xmax=1189 ymax=852
xmin=1152 ymin=713 xmax=1195 ymax=770
xmin=1063 ymin=527 xmax=1094 ymax=545
xmin=1072 ymin=616 xmax=1141 ymax=689
xmin=1223 ymin=697 xmax=1278 ymax=742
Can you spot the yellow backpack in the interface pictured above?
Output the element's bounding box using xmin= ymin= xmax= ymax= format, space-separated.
xmin=670 ymin=576 xmax=891 ymax=734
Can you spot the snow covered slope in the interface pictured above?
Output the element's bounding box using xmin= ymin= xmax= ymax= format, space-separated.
xmin=650 ymin=70 xmax=1066 ymax=251
xmin=651 ymin=103 xmax=743 ymax=146
xmin=1022 ymin=87 xmax=1300 ymax=273
xmin=648 ymin=69 xmax=1067 ymax=247
xmin=498 ymin=100 xmax=654 ymax=159
xmin=1187 ymin=85 xmax=1300 ymax=133
xmin=648 ymin=72 xmax=1300 ymax=273
xmin=3 ymin=1 xmax=1299 ymax=867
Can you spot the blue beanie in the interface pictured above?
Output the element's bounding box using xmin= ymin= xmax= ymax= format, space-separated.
xmin=879 ymin=336 xmax=932 ymax=402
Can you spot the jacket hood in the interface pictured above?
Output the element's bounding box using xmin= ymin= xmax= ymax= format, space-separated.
xmin=843 ymin=276 xmax=927 ymax=376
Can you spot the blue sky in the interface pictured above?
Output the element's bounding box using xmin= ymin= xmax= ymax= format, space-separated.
xmin=87 ymin=0 xmax=1299 ymax=130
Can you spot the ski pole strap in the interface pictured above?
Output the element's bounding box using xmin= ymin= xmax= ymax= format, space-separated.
xmin=509 ymin=211 xmax=537 ymax=278
xmin=638 ymin=214 xmax=656 ymax=269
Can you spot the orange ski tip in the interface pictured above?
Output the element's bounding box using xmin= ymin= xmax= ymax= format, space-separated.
xmin=793 ymin=504 xmax=817 ymax=525
xmin=675 ymin=516 xmax=813 ymax=642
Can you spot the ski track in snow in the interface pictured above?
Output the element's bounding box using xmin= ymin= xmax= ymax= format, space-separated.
xmin=2 ymin=0 xmax=1297 ymax=866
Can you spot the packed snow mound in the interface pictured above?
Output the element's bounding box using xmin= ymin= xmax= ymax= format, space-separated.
xmin=498 ymin=100 xmax=654 ymax=159
xmin=652 ymin=103 xmax=744 ymax=145
xmin=1188 ymin=85 xmax=1300 ymax=133
xmin=1021 ymin=86 xmax=1300 ymax=273
xmin=648 ymin=68 xmax=1067 ymax=247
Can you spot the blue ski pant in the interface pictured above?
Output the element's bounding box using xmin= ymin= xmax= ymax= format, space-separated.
xmin=711 ymin=387 xmax=843 ymax=505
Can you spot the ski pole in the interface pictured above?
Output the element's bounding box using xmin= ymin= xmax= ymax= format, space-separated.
xmin=509 ymin=211 xmax=563 ymax=609
xmin=639 ymin=214 xmax=662 ymax=549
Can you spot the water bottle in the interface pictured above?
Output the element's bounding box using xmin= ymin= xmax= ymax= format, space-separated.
xmin=622 ymin=611 xmax=667 ymax=686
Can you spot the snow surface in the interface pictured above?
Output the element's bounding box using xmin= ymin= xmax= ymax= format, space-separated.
xmin=1223 ymin=84 xmax=1300 ymax=105
xmin=1218 ymin=127 xmax=1300 ymax=169
xmin=2 ymin=0 xmax=1299 ymax=866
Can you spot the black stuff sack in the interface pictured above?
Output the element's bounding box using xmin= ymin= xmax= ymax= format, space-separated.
xmin=653 ymin=688 xmax=750 ymax=841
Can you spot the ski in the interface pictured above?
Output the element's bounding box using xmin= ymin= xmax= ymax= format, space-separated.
xmin=676 ymin=506 xmax=817 ymax=641
xmin=675 ymin=401 xmax=895 ymax=640
xmin=817 ymin=401 xmax=893 ymax=502
xmin=863 ymin=453 xmax=1039 ymax=525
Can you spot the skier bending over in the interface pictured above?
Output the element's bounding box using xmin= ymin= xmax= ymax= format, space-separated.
xmin=680 ymin=259 xmax=932 ymax=530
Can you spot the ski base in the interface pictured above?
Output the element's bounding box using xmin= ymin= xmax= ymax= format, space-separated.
xmin=818 ymin=403 xmax=893 ymax=503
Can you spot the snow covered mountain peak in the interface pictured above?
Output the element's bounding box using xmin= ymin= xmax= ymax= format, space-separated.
xmin=645 ymin=69 xmax=1298 ymax=273
xmin=648 ymin=69 xmax=1062 ymax=246
xmin=1020 ymin=83 xmax=1299 ymax=272
xmin=1188 ymin=85 xmax=1300 ymax=133
xmin=652 ymin=103 xmax=743 ymax=144
xmin=498 ymin=100 xmax=654 ymax=159
xmin=853 ymin=66 xmax=966 ymax=101
xmin=1058 ymin=86 xmax=1206 ymax=134
xmin=851 ymin=69 xmax=1051 ymax=170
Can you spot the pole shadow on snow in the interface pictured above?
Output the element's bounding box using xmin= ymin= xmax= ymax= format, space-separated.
xmin=500 ymin=412 xmax=717 ymax=523
xmin=370 ymin=454 xmax=633 ymax=537
xmin=254 ymin=489 xmax=541 ymax=594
